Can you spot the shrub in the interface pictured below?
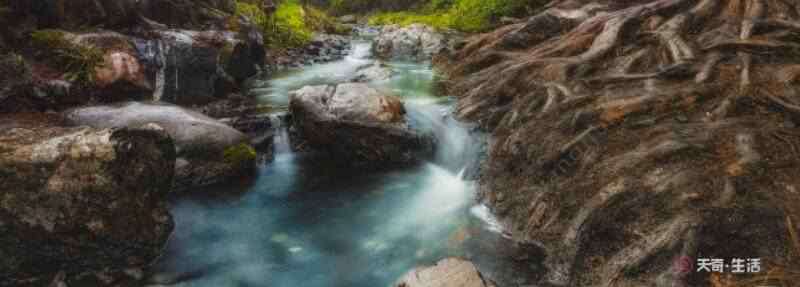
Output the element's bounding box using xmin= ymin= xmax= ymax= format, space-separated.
xmin=237 ymin=0 xmax=313 ymax=49
xmin=30 ymin=29 xmax=104 ymax=86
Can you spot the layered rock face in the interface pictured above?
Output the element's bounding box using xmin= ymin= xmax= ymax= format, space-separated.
xmin=394 ymin=258 xmax=496 ymax=287
xmin=7 ymin=0 xmax=237 ymax=30
xmin=290 ymin=83 xmax=434 ymax=167
xmin=374 ymin=24 xmax=448 ymax=61
xmin=438 ymin=0 xmax=800 ymax=286
xmin=65 ymin=102 xmax=256 ymax=191
xmin=0 ymin=118 xmax=175 ymax=286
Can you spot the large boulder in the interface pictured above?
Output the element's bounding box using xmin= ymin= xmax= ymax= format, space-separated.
xmin=394 ymin=258 xmax=496 ymax=287
xmin=289 ymin=83 xmax=434 ymax=167
xmin=64 ymin=102 xmax=256 ymax=191
xmin=374 ymin=24 xmax=447 ymax=61
xmin=0 ymin=116 xmax=175 ymax=286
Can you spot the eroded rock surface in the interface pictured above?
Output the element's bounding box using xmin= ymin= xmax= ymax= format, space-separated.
xmin=290 ymin=83 xmax=434 ymax=167
xmin=0 ymin=118 xmax=175 ymax=286
xmin=65 ymin=102 xmax=255 ymax=191
xmin=395 ymin=258 xmax=496 ymax=287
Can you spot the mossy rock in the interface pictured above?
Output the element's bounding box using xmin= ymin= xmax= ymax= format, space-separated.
xmin=30 ymin=29 xmax=104 ymax=86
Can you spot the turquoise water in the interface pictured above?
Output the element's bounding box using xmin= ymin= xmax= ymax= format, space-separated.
xmin=149 ymin=38 xmax=539 ymax=287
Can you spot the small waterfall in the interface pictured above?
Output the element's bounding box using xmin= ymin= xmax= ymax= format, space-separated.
xmin=270 ymin=113 xmax=291 ymax=154
xmin=133 ymin=38 xmax=168 ymax=102
xmin=153 ymin=41 xmax=168 ymax=102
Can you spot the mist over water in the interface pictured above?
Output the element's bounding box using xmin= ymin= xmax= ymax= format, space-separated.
xmin=150 ymin=34 xmax=536 ymax=287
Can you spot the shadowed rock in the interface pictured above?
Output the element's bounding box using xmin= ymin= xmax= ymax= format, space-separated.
xmin=0 ymin=119 xmax=175 ymax=286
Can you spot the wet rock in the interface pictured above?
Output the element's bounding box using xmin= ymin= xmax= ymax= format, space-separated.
xmin=395 ymin=258 xmax=496 ymax=287
xmin=145 ymin=29 xmax=235 ymax=105
xmin=64 ymin=102 xmax=256 ymax=191
xmin=339 ymin=15 xmax=358 ymax=24
xmin=351 ymin=61 xmax=394 ymax=82
xmin=0 ymin=118 xmax=175 ymax=286
xmin=374 ymin=24 xmax=446 ymax=61
xmin=290 ymin=83 xmax=434 ymax=167
xmin=273 ymin=33 xmax=350 ymax=69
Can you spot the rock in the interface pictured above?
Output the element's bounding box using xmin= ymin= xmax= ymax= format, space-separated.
xmin=8 ymin=0 xmax=238 ymax=30
xmin=0 ymin=117 xmax=175 ymax=286
xmin=225 ymin=25 xmax=266 ymax=83
xmin=351 ymin=61 xmax=394 ymax=82
xmin=338 ymin=15 xmax=358 ymax=24
xmin=64 ymin=102 xmax=256 ymax=191
xmin=74 ymin=31 xmax=153 ymax=101
xmin=394 ymin=258 xmax=496 ymax=287
xmin=0 ymin=53 xmax=36 ymax=113
xmin=374 ymin=24 xmax=446 ymax=61
xmin=499 ymin=16 xmax=522 ymax=25
xmin=289 ymin=83 xmax=434 ymax=167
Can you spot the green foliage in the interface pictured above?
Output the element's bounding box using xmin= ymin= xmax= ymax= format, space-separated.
xmin=224 ymin=143 xmax=257 ymax=166
xmin=306 ymin=5 xmax=353 ymax=35
xmin=30 ymin=29 xmax=104 ymax=86
xmin=369 ymin=0 xmax=544 ymax=32
xmin=237 ymin=0 xmax=314 ymax=48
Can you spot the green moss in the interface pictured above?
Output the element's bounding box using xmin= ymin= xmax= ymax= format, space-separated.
xmin=30 ymin=29 xmax=104 ymax=86
xmin=236 ymin=0 xmax=313 ymax=49
xmin=306 ymin=5 xmax=352 ymax=35
xmin=368 ymin=0 xmax=546 ymax=32
xmin=223 ymin=143 xmax=257 ymax=166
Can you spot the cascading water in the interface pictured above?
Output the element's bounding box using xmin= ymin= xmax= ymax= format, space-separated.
xmin=150 ymin=30 xmax=536 ymax=287
xmin=270 ymin=113 xmax=292 ymax=154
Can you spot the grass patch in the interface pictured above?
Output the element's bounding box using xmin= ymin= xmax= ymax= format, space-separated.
xmin=368 ymin=0 xmax=544 ymax=32
xmin=30 ymin=29 xmax=104 ymax=86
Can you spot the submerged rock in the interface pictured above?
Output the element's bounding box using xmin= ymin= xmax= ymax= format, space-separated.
xmin=395 ymin=258 xmax=496 ymax=287
xmin=64 ymin=102 xmax=256 ymax=191
xmin=351 ymin=61 xmax=394 ymax=83
xmin=374 ymin=24 xmax=447 ymax=61
xmin=289 ymin=83 xmax=434 ymax=167
xmin=0 ymin=119 xmax=175 ymax=286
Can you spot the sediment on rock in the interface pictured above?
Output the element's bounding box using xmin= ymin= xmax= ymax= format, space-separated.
xmin=437 ymin=0 xmax=800 ymax=286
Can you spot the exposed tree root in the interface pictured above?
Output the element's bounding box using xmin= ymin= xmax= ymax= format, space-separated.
xmin=438 ymin=0 xmax=800 ymax=285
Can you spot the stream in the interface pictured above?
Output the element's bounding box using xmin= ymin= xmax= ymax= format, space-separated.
xmin=150 ymin=32 xmax=541 ymax=287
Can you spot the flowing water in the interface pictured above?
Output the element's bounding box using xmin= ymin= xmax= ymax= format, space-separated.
xmin=150 ymin=34 xmax=541 ymax=287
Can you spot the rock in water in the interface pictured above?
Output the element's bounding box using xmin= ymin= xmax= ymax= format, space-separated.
xmin=0 ymin=119 xmax=175 ymax=285
xmin=290 ymin=83 xmax=433 ymax=167
xmin=395 ymin=258 xmax=496 ymax=287
xmin=374 ymin=24 xmax=447 ymax=61
xmin=64 ymin=102 xmax=256 ymax=191
xmin=351 ymin=61 xmax=394 ymax=83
